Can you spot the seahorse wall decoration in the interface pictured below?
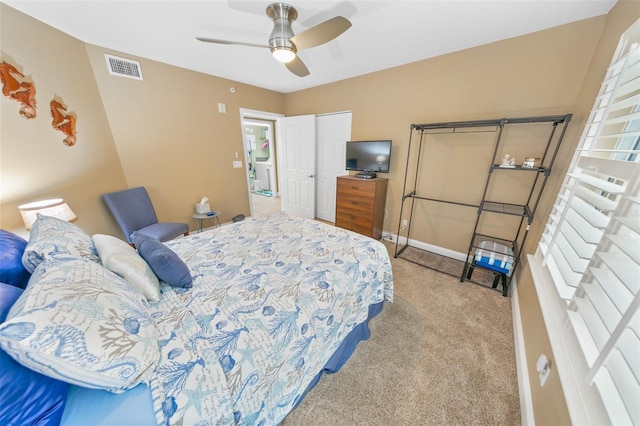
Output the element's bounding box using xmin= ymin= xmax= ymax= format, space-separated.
xmin=50 ymin=99 xmax=77 ymax=146
xmin=0 ymin=60 xmax=37 ymax=118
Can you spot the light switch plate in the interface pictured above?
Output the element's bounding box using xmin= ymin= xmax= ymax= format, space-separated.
xmin=233 ymin=160 xmax=242 ymax=168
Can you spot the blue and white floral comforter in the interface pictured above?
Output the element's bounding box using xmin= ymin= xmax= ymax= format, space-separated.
xmin=148 ymin=212 xmax=393 ymax=425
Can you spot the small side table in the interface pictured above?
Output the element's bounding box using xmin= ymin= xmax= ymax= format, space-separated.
xmin=193 ymin=212 xmax=221 ymax=232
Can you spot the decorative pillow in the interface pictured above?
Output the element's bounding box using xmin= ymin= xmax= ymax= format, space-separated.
xmin=93 ymin=234 xmax=161 ymax=301
xmin=22 ymin=214 xmax=100 ymax=273
xmin=0 ymin=282 xmax=68 ymax=426
xmin=0 ymin=258 xmax=160 ymax=393
xmin=133 ymin=233 xmax=193 ymax=289
xmin=0 ymin=230 xmax=31 ymax=289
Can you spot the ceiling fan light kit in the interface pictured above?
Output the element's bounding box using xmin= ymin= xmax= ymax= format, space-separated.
xmin=197 ymin=2 xmax=351 ymax=77
xmin=271 ymin=47 xmax=296 ymax=63
xmin=267 ymin=3 xmax=297 ymax=63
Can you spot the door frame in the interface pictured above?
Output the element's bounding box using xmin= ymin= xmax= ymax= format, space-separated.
xmin=239 ymin=108 xmax=284 ymax=217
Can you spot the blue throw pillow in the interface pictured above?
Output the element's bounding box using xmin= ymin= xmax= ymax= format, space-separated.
xmin=0 ymin=282 xmax=68 ymax=425
xmin=0 ymin=230 xmax=31 ymax=289
xmin=133 ymin=233 xmax=192 ymax=288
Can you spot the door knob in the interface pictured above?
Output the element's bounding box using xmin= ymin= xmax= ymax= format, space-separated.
xmin=308 ymin=174 xmax=315 ymax=178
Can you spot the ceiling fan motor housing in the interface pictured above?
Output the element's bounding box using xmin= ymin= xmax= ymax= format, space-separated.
xmin=267 ymin=3 xmax=298 ymax=55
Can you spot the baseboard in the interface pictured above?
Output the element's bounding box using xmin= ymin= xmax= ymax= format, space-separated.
xmin=382 ymin=233 xmax=466 ymax=261
xmin=511 ymin=279 xmax=535 ymax=426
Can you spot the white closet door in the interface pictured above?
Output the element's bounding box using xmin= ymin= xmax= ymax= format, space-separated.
xmin=316 ymin=112 xmax=352 ymax=222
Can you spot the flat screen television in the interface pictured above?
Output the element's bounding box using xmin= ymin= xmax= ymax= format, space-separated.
xmin=345 ymin=140 xmax=392 ymax=179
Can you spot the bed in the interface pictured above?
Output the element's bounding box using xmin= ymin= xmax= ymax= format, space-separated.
xmin=0 ymin=212 xmax=393 ymax=425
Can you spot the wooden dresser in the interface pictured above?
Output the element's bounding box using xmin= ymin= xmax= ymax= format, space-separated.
xmin=335 ymin=176 xmax=388 ymax=240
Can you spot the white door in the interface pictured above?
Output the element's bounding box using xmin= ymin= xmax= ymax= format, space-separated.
xmin=279 ymin=115 xmax=316 ymax=218
xmin=316 ymin=112 xmax=352 ymax=222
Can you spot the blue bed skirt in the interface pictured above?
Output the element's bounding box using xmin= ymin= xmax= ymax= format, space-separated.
xmin=61 ymin=301 xmax=385 ymax=425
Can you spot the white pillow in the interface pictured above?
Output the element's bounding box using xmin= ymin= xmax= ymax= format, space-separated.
xmin=93 ymin=234 xmax=160 ymax=301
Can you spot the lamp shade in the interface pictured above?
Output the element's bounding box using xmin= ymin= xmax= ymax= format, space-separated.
xmin=18 ymin=198 xmax=77 ymax=230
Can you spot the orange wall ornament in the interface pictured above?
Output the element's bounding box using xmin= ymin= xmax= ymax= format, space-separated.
xmin=0 ymin=60 xmax=37 ymax=118
xmin=50 ymin=99 xmax=77 ymax=147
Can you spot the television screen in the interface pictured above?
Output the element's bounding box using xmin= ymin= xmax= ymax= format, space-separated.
xmin=345 ymin=140 xmax=392 ymax=175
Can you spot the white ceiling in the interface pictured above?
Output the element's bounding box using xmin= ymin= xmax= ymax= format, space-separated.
xmin=4 ymin=0 xmax=617 ymax=93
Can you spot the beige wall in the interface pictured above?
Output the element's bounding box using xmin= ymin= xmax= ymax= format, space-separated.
xmin=2 ymin=1 xmax=639 ymax=422
xmin=0 ymin=3 xmax=285 ymax=238
xmin=0 ymin=4 xmax=127 ymax=237
xmin=284 ymin=17 xmax=604 ymax=251
xmin=85 ymin=45 xmax=285 ymax=229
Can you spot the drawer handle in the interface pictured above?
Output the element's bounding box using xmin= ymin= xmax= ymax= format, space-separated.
xmin=351 ymin=201 xmax=359 ymax=205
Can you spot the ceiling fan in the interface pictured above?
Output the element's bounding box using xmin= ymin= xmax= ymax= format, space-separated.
xmin=196 ymin=2 xmax=352 ymax=77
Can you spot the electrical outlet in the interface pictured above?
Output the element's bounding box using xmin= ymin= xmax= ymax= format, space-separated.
xmin=401 ymin=219 xmax=408 ymax=228
xmin=233 ymin=160 xmax=242 ymax=168
xmin=536 ymin=354 xmax=550 ymax=386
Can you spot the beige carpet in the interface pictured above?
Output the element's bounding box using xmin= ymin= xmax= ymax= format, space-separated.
xmin=284 ymin=241 xmax=520 ymax=425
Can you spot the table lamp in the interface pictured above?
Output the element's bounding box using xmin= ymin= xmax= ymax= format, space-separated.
xmin=18 ymin=198 xmax=77 ymax=230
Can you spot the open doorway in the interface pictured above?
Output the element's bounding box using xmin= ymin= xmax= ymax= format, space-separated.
xmin=240 ymin=109 xmax=284 ymax=217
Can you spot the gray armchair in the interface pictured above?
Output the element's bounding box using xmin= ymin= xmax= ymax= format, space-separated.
xmin=102 ymin=187 xmax=189 ymax=245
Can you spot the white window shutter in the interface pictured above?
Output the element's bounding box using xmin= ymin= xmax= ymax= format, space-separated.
xmin=533 ymin=19 xmax=640 ymax=425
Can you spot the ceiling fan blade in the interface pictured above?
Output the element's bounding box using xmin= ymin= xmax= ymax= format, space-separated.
xmin=196 ymin=36 xmax=268 ymax=49
xmin=291 ymin=16 xmax=351 ymax=50
xmin=285 ymin=56 xmax=310 ymax=77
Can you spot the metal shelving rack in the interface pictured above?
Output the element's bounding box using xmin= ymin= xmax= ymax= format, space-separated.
xmin=394 ymin=114 xmax=572 ymax=296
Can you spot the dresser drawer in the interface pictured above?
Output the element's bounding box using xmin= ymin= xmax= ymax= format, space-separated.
xmin=335 ymin=212 xmax=372 ymax=236
xmin=336 ymin=196 xmax=374 ymax=213
xmin=336 ymin=208 xmax=374 ymax=226
xmin=337 ymin=179 xmax=376 ymax=196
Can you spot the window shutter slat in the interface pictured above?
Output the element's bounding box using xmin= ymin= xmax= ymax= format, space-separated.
xmin=610 ymin=92 xmax=640 ymax=111
xmin=556 ymin=232 xmax=590 ymax=273
xmin=567 ymin=195 xmax=611 ymax=229
xmin=575 ymin=186 xmax=620 ymax=212
xmin=598 ymin=252 xmax=640 ymax=293
xmin=570 ymin=172 xmax=627 ymax=193
xmin=590 ymin=267 xmax=633 ymax=313
xmin=616 ymin=215 xmax=640 ymax=234
xmin=566 ymin=208 xmax=604 ymax=244
xmin=618 ymin=325 xmax=640 ymax=382
xmin=567 ymin=308 xmax=600 ymax=364
xmin=572 ymin=293 xmax=613 ymax=351
xmin=604 ymin=348 xmax=640 ymax=425
xmin=606 ymin=234 xmax=640 ymax=263
xmin=576 ymin=156 xmax=638 ymax=182
xmin=581 ymin=280 xmax=623 ymax=335
xmin=546 ymin=252 xmax=580 ymax=299
xmin=593 ymin=366 xmax=633 ymax=426
xmin=560 ymin=220 xmax=597 ymax=259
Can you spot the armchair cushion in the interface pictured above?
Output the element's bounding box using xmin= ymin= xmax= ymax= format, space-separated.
xmin=135 ymin=222 xmax=189 ymax=244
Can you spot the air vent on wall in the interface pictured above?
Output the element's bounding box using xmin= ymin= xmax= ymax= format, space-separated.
xmin=104 ymin=54 xmax=143 ymax=80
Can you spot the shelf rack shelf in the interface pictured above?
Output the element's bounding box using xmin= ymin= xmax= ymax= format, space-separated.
xmin=394 ymin=113 xmax=572 ymax=296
